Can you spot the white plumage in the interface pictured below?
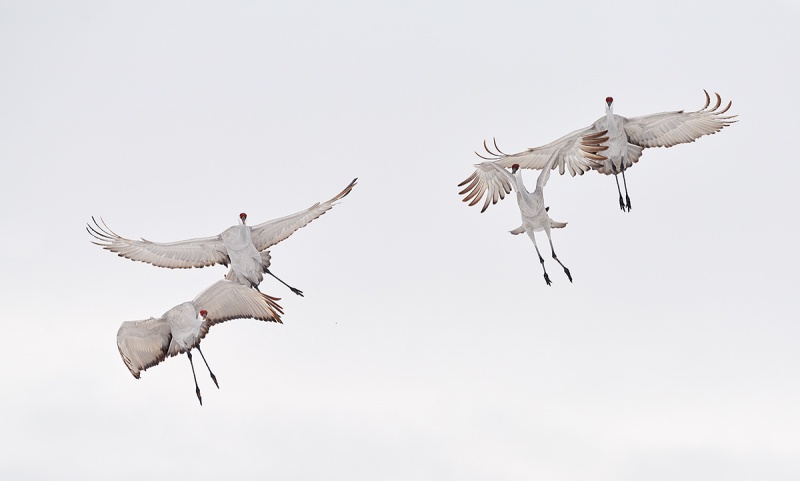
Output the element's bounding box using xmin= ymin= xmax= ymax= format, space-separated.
xmin=88 ymin=178 xmax=357 ymax=295
xmin=477 ymin=155 xmax=573 ymax=286
xmin=459 ymin=91 xmax=736 ymax=212
xmin=116 ymin=279 xmax=283 ymax=405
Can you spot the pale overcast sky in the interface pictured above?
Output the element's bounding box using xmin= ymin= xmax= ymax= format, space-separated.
xmin=1 ymin=1 xmax=799 ymax=480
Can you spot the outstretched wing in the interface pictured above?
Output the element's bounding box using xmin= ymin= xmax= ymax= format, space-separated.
xmin=458 ymin=132 xmax=606 ymax=212
xmin=623 ymin=90 xmax=737 ymax=148
xmin=249 ymin=178 xmax=357 ymax=252
xmin=193 ymin=280 xmax=284 ymax=342
xmin=475 ymin=128 xmax=608 ymax=175
xmin=87 ymin=217 xmax=230 ymax=269
xmin=457 ymin=161 xmax=515 ymax=213
xmin=117 ymin=318 xmax=172 ymax=379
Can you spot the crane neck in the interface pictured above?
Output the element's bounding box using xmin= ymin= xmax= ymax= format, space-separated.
xmin=605 ymin=103 xmax=619 ymax=134
xmin=236 ymin=222 xmax=250 ymax=241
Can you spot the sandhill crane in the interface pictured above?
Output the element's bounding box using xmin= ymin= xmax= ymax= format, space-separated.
xmin=459 ymin=91 xmax=736 ymax=212
xmin=88 ymin=178 xmax=357 ymax=295
xmin=505 ymin=155 xmax=572 ymax=285
xmin=116 ymin=279 xmax=283 ymax=405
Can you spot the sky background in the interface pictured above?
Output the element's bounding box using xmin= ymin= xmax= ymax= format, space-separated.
xmin=1 ymin=1 xmax=799 ymax=480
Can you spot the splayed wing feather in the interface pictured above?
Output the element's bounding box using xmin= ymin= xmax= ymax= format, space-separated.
xmin=87 ymin=217 xmax=229 ymax=269
xmin=249 ymin=179 xmax=357 ymax=251
xmin=458 ymin=128 xmax=605 ymax=211
xmin=457 ymin=161 xmax=514 ymax=213
xmin=459 ymin=90 xmax=734 ymax=208
xmin=492 ymin=126 xmax=608 ymax=174
xmin=623 ymin=91 xmax=737 ymax=148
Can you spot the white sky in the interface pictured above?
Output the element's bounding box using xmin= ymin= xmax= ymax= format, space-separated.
xmin=1 ymin=1 xmax=799 ymax=480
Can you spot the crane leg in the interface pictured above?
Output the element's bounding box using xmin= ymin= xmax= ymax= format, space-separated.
xmin=187 ymin=351 xmax=203 ymax=406
xmin=265 ymin=268 xmax=304 ymax=297
xmin=526 ymin=231 xmax=551 ymax=286
xmin=621 ymin=170 xmax=632 ymax=211
xmin=546 ymin=231 xmax=572 ymax=282
xmin=613 ymin=173 xmax=626 ymax=212
xmin=196 ymin=345 xmax=219 ymax=389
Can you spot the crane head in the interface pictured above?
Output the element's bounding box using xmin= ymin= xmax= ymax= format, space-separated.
xmin=511 ymin=164 xmax=520 ymax=174
xmin=605 ymin=96 xmax=614 ymax=107
xmin=199 ymin=309 xmax=208 ymax=318
xmin=239 ymin=213 xmax=247 ymax=224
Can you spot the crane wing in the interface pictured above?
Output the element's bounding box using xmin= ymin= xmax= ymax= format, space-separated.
xmin=457 ymin=161 xmax=514 ymax=213
xmin=458 ymin=130 xmax=606 ymax=211
xmin=249 ymin=178 xmax=357 ymax=252
xmin=117 ymin=318 xmax=172 ymax=379
xmin=476 ymin=127 xmax=608 ymax=175
xmin=535 ymin=151 xmax=561 ymax=190
xmin=193 ymin=280 xmax=284 ymax=342
xmin=623 ymin=90 xmax=737 ymax=148
xmin=87 ymin=217 xmax=230 ymax=269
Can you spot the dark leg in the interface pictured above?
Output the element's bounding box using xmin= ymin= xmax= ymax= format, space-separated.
xmin=265 ymin=268 xmax=304 ymax=297
xmin=546 ymin=231 xmax=572 ymax=282
xmin=614 ymin=173 xmax=625 ymax=212
xmin=196 ymin=345 xmax=219 ymax=389
xmin=621 ymin=170 xmax=632 ymax=212
xmin=187 ymin=351 xmax=202 ymax=406
xmin=526 ymin=231 xmax=551 ymax=286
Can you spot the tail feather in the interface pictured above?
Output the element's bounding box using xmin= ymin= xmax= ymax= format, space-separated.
xmin=260 ymin=250 xmax=272 ymax=271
